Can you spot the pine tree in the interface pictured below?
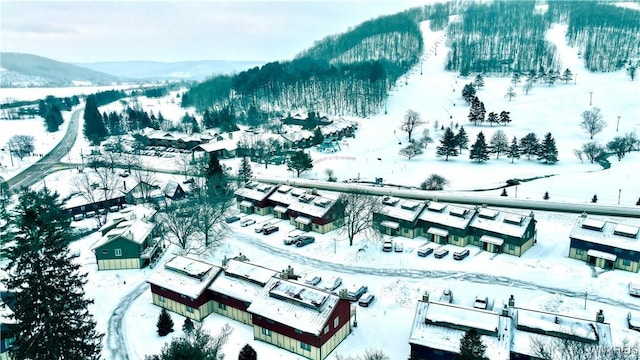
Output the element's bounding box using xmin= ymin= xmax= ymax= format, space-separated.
xmin=507 ymin=136 xmax=521 ymax=163
xmin=238 ymin=344 xmax=257 ymax=360
xmin=455 ymin=126 xmax=469 ymax=153
xmin=519 ymin=133 xmax=539 ymax=160
xmin=544 ymin=191 xmax=550 ymax=200
xmin=538 ymin=132 xmax=559 ymax=164
xmin=473 ymin=74 xmax=485 ymax=88
xmin=312 ymin=126 xmax=324 ymax=145
xmin=436 ymin=127 xmax=459 ymax=161
xmin=205 ymin=153 xmax=226 ymax=189
xmin=1 ymin=188 xmax=103 ymax=359
xmin=457 ymin=328 xmax=488 ymax=360
xmin=157 ymin=308 xmax=175 ymax=336
xmin=83 ymin=95 xmax=108 ymax=145
xmin=238 ymin=157 xmax=253 ymax=183
xmin=182 ymin=317 xmax=194 ymax=335
xmin=462 ymin=83 xmax=476 ymax=104
xmin=489 ymin=130 xmax=508 ymax=159
xmin=591 ymin=194 xmax=598 ymax=203
xmin=469 ymin=131 xmax=490 ymax=163
xmin=286 ymin=150 xmax=313 ymax=177
xmin=499 ymin=111 xmax=511 ymax=125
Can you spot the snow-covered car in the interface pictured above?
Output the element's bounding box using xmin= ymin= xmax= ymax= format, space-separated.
xmin=295 ymin=235 xmax=315 ymax=247
xmin=304 ymin=275 xmax=321 ymax=286
xmin=283 ymin=235 xmax=301 ymax=245
xmin=225 ymin=215 xmax=240 ymax=223
xmin=324 ymin=276 xmax=342 ymax=291
xmin=440 ymin=288 xmax=453 ymax=303
xmin=255 ymin=223 xmax=272 ymax=233
xmin=453 ymin=249 xmax=470 ymax=260
xmin=346 ymin=285 xmax=368 ymax=301
xmin=628 ymin=312 xmax=640 ymax=332
xmin=394 ymin=242 xmax=404 ymax=252
xmin=434 ymin=248 xmax=449 ymax=259
xmin=417 ymin=244 xmax=434 ymax=257
xmin=240 ymin=218 xmax=256 ymax=227
xmin=382 ymin=241 xmax=393 ymax=252
xmin=358 ymin=293 xmax=375 ymax=307
xmin=473 ymin=296 xmax=489 ymax=310
xmin=629 ymin=282 xmax=640 ymax=297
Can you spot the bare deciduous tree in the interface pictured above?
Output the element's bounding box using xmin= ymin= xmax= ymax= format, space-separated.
xmin=6 ymin=135 xmax=35 ymax=160
xmin=400 ymin=109 xmax=424 ymax=143
xmin=159 ymin=201 xmax=200 ymax=255
xmin=334 ymin=349 xmax=390 ymax=360
xmin=530 ymin=334 xmax=640 ymax=360
xmin=581 ymin=142 xmax=606 ymax=164
xmin=399 ymin=142 xmax=424 ymax=160
xmin=70 ymin=168 xmax=119 ymax=226
xmin=420 ymin=174 xmax=449 ymax=190
xmin=192 ymin=186 xmax=234 ymax=250
xmin=333 ymin=193 xmax=381 ymax=246
xmin=580 ymin=107 xmax=606 ymax=139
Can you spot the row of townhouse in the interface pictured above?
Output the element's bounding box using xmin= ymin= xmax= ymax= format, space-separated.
xmin=375 ymin=197 xmax=538 ymax=257
xmin=235 ymin=182 xmax=342 ymax=234
xmin=409 ymin=293 xmax=613 ymax=360
xmin=147 ymin=256 xmax=352 ymax=360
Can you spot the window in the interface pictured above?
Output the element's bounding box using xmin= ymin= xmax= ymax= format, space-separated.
xmin=186 ymin=306 xmax=194 ymax=313
xmin=509 ymin=244 xmax=515 ymax=251
xmin=261 ymin=328 xmax=271 ymax=336
xmin=301 ymin=342 xmax=311 ymax=351
xmin=158 ymin=295 xmax=165 ymax=302
xmin=102 ymin=249 xmax=108 ymax=254
xmin=295 ymin=329 xmax=302 ymax=334
xmin=623 ymin=259 xmax=631 ymax=266
xmin=576 ymin=249 xmax=584 ymax=256
xmin=114 ymin=248 xmax=122 ymax=257
xmin=218 ymin=303 xmax=226 ymax=310
xmin=324 ymin=325 xmax=329 ymax=334
xmin=333 ymin=316 xmax=339 ymax=328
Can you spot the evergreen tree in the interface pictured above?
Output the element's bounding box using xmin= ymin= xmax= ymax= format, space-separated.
xmin=591 ymin=194 xmax=598 ymax=203
xmin=473 ymin=74 xmax=485 ymax=88
xmin=286 ymin=151 xmax=313 ymax=177
xmin=436 ymin=127 xmax=459 ymax=161
xmin=238 ymin=157 xmax=253 ymax=183
xmin=507 ymin=136 xmax=521 ymax=163
xmin=238 ymin=344 xmax=257 ymax=360
xmin=312 ymin=126 xmax=324 ymax=145
xmin=499 ymin=111 xmax=511 ymax=125
xmin=487 ymin=112 xmax=498 ymax=126
xmin=544 ymin=191 xmax=550 ymax=200
xmin=561 ymin=68 xmax=573 ymax=84
xmin=510 ymin=72 xmax=521 ymax=87
xmin=454 ymin=126 xmax=469 ymax=153
xmin=1 ymin=188 xmax=103 ymax=359
xmin=461 ymin=83 xmax=476 ymax=104
xmin=504 ymin=86 xmax=517 ymax=102
xmin=519 ymin=132 xmax=539 ymax=160
xmin=457 ymin=328 xmax=488 ymax=360
xmin=83 ymin=95 xmax=108 ymax=145
xmin=157 ymin=308 xmax=175 ymax=336
xmin=44 ymin=104 xmax=64 ymax=132
xmin=468 ymin=97 xmax=481 ymax=125
xmin=183 ymin=317 xmax=195 ymax=335
xmin=469 ymin=131 xmax=490 ymax=163
xmin=489 ymin=130 xmax=508 ymax=159
xmin=538 ymin=132 xmax=559 ymax=164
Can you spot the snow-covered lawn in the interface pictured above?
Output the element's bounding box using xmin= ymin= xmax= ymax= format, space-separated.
xmin=2 ymin=16 xmax=640 ymax=360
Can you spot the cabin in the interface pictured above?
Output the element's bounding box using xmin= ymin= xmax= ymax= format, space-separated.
xmin=568 ymin=213 xmax=640 ymax=272
xmin=192 ymin=133 xmax=238 ymax=159
xmin=417 ymin=202 xmax=477 ymax=246
xmin=147 ymin=256 xmax=223 ymax=321
xmin=285 ymin=188 xmax=340 ymax=234
xmin=235 ymin=181 xmax=277 ymax=216
xmin=373 ymin=196 xmax=426 ymax=238
xmin=91 ymin=205 xmax=161 ymax=270
xmin=162 ymin=180 xmax=186 ymax=200
xmin=468 ymin=206 xmax=537 ymax=256
xmin=247 ymin=277 xmax=351 ymax=360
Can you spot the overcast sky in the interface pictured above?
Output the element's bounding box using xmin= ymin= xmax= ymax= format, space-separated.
xmin=1 ymin=0 xmax=431 ymax=64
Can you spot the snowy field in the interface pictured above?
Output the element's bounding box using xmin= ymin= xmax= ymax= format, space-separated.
xmin=2 ymin=17 xmax=640 ymax=360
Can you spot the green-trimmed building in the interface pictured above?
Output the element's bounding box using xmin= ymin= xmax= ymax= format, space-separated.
xmin=417 ymin=202 xmax=477 ymax=246
xmin=468 ymin=207 xmax=537 ymax=256
xmin=373 ymin=196 xmax=426 ymax=238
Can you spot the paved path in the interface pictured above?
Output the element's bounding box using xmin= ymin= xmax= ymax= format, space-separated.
xmin=105 ymin=282 xmax=148 ymax=360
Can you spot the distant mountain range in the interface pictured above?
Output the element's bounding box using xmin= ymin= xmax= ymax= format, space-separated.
xmin=0 ymin=52 xmax=265 ymax=87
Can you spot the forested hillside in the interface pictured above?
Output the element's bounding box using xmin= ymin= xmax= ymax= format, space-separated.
xmin=183 ymin=0 xmax=639 ymax=120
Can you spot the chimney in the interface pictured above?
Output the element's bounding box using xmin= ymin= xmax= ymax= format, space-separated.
xmin=422 ymin=291 xmax=429 ymax=303
xmin=502 ymin=304 xmax=509 ymax=317
xmin=338 ymin=288 xmax=349 ymax=300
xmin=311 ymin=188 xmax=318 ymax=195
xmin=508 ymin=294 xmax=515 ymax=307
xmin=596 ymin=309 xmax=605 ymax=323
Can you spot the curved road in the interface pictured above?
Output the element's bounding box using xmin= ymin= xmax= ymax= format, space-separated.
xmin=106 ymin=282 xmax=148 ymax=360
xmin=6 ymin=107 xmax=82 ymax=190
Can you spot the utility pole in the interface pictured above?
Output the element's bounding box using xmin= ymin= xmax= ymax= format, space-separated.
xmin=589 ymin=91 xmax=593 ymax=106
xmin=616 ymin=115 xmax=621 ymax=132
xmin=334 ymin=238 xmax=337 ymax=254
xmin=618 ymin=189 xmax=622 ymax=205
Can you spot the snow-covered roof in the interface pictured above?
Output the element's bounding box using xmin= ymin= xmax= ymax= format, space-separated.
xmin=284 ymin=129 xmax=314 ymax=142
xmin=469 ymin=207 xmax=533 ymax=238
xmin=409 ymin=300 xmax=511 ymax=360
xmin=234 ymin=181 xmax=276 ymax=202
xmin=147 ymin=256 xmax=222 ymax=300
xmin=195 ymin=137 xmax=238 ymax=152
xmin=247 ymin=277 xmax=340 ymax=336
xmin=376 ymin=196 xmax=426 ymax=223
xmin=511 ymin=308 xmax=612 ymax=356
xmin=569 ymin=215 xmax=640 ymax=252
xmin=418 ymin=202 xmax=476 ymax=230
xmin=267 ymin=185 xmax=297 ymax=206
xmin=320 ymin=119 xmax=356 ymax=136
xmin=0 ymin=298 xmax=17 ymax=325
xmin=91 ymin=217 xmax=156 ymax=250
xmin=208 ymin=260 xmax=279 ymax=303
xmin=286 ymin=191 xmax=338 ymax=219
xmin=162 ymin=180 xmax=181 ymax=197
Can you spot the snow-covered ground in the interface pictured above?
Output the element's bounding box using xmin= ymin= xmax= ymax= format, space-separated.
xmin=2 ymin=17 xmax=640 ymax=360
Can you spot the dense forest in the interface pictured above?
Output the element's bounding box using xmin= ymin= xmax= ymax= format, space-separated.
xmin=183 ymin=0 xmax=640 ymax=120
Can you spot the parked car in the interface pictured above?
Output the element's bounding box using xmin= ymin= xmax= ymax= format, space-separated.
xmin=72 ymin=213 xmax=85 ymax=221
xmin=324 ymin=276 xmax=342 ymax=291
xmin=440 ymin=288 xmax=453 ymax=303
xmin=225 ymin=215 xmax=240 ymax=224
xmin=255 ymin=223 xmax=273 ymax=233
xmin=394 ymin=242 xmax=404 ymax=252
xmin=382 ymin=241 xmax=393 ymax=252
xmin=304 ymin=275 xmax=321 ymax=286
xmin=473 ymin=296 xmax=489 ymax=310
xmin=628 ymin=312 xmax=640 ymax=332
xmin=629 ymin=282 xmax=640 ymax=297
xmin=358 ymin=293 xmax=375 ymax=307
xmin=240 ymin=218 xmax=256 ymax=227
xmin=453 ymin=249 xmax=470 ymax=260
xmin=263 ymin=225 xmax=279 ymax=235
xmin=283 ymin=235 xmax=301 ymax=245
xmin=417 ymin=244 xmax=434 ymax=257
xmin=434 ymin=248 xmax=449 ymax=259
xmin=347 ymin=285 xmax=368 ymax=301
xmin=296 ymin=235 xmax=315 ymax=247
